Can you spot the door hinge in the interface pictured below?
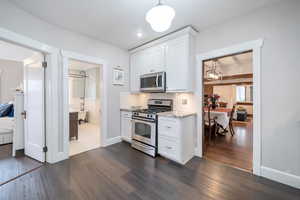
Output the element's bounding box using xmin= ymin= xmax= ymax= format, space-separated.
xmin=21 ymin=111 xmax=27 ymax=120
xmin=42 ymin=61 xmax=47 ymax=68
xmin=43 ymin=146 xmax=48 ymax=153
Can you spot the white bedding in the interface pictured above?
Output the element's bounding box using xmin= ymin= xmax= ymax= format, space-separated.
xmin=0 ymin=117 xmax=14 ymax=132
xmin=0 ymin=117 xmax=14 ymax=144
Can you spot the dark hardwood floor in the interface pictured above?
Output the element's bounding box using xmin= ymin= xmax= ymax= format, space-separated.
xmin=0 ymin=144 xmax=43 ymax=185
xmin=204 ymin=120 xmax=253 ymax=171
xmin=0 ymin=142 xmax=299 ymax=200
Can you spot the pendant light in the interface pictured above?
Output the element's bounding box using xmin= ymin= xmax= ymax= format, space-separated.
xmin=146 ymin=0 xmax=176 ymax=32
xmin=205 ymin=59 xmax=223 ymax=81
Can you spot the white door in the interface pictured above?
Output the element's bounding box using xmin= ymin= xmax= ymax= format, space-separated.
xmin=23 ymin=53 xmax=45 ymax=162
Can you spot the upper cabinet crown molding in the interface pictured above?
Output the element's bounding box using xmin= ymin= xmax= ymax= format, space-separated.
xmin=129 ymin=26 xmax=198 ymax=54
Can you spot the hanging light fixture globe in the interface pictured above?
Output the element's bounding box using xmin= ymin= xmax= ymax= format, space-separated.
xmin=146 ymin=0 xmax=175 ymax=32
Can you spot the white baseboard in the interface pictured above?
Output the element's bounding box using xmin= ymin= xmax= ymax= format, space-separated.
xmin=104 ymin=136 xmax=122 ymax=147
xmin=261 ymin=166 xmax=300 ymax=189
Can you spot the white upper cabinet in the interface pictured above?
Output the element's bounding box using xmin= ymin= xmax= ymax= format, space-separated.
xmin=144 ymin=44 xmax=166 ymax=74
xmin=130 ymin=51 xmax=143 ymax=92
xmin=165 ymin=35 xmax=194 ymax=92
xmin=130 ymin=27 xmax=196 ymax=93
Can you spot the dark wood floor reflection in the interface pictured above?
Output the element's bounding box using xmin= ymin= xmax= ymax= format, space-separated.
xmin=0 ymin=144 xmax=42 ymax=185
xmin=204 ymin=120 xmax=253 ymax=171
xmin=1 ymin=142 xmax=299 ymax=200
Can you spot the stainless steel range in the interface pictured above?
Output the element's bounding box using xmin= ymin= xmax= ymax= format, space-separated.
xmin=131 ymin=99 xmax=173 ymax=157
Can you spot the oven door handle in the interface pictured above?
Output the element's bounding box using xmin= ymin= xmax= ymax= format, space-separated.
xmin=132 ymin=118 xmax=155 ymax=124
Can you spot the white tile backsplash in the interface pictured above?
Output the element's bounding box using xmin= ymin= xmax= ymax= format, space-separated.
xmin=120 ymin=92 xmax=196 ymax=113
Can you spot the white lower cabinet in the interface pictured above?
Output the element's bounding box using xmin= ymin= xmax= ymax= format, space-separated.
xmin=158 ymin=115 xmax=195 ymax=164
xmin=121 ymin=111 xmax=132 ymax=143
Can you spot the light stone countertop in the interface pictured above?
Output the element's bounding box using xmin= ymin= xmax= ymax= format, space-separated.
xmin=157 ymin=111 xmax=197 ymax=118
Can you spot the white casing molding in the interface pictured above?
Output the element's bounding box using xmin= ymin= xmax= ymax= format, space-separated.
xmin=261 ymin=166 xmax=300 ymax=189
xmin=195 ymin=39 xmax=264 ymax=176
xmin=0 ymin=27 xmax=61 ymax=164
xmin=104 ymin=136 xmax=122 ymax=147
xmin=61 ymin=50 xmax=109 ymax=160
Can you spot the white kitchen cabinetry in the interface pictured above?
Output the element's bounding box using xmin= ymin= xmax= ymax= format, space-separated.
xmin=130 ymin=45 xmax=165 ymax=92
xmin=129 ymin=27 xmax=196 ymax=93
xmin=121 ymin=111 xmax=132 ymax=143
xmin=130 ymin=52 xmax=142 ymax=93
xmin=143 ymin=44 xmax=166 ymax=74
xmin=165 ymin=35 xmax=195 ymax=92
xmin=158 ymin=115 xmax=195 ymax=164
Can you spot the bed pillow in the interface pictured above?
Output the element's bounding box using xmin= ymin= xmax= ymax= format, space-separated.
xmin=7 ymin=106 xmax=14 ymax=117
xmin=0 ymin=104 xmax=13 ymax=117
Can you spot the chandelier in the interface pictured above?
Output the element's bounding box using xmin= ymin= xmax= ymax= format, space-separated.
xmin=205 ymin=59 xmax=223 ymax=80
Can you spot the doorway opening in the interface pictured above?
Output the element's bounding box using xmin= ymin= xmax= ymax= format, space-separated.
xmin=67 ymin=59 xmax=102 ymax=156
xmin=0 ymin=40 xmax=45 ymax=185
xmin=202 ymin=51 xmax=254 ymax=172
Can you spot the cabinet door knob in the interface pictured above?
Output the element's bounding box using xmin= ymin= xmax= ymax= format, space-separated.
xmin=166 ymin=146 xmax=172 ymax=149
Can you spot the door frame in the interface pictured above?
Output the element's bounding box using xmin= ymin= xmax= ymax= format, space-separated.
xmin=61 ymin=50 xmax=109 ymax=158
xmin=195 ymin=39 xmax=264 ymax=175
xmin=0 ymin=27 xmax=60 ymax=163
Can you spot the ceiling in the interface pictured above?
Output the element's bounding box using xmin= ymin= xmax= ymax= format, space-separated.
xmin=69 ymin=59 xmax=100 ymax=71
xmin=204 ymin=52 xmax=253 ymax=76
xmin=10 ymin=0 xmax=280 ymax=49
xmin=0 ymin=40 xmax=37 ymax=62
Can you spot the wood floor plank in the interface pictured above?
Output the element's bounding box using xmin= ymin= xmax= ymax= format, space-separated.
xmin=204 ymin=121 xmax=253 ymax=171
xmin=0 ymin=142 xmax=299 ymax=200
xmin=0 ymin=144 xmax=43 ymax=186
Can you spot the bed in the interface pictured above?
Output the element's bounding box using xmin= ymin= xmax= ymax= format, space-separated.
xmin=0 ymin=103 xmax=15 ymax=145
xmin=0 ymin=117 xmax=14 ymax=145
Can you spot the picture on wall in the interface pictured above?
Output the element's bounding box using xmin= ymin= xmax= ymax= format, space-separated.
xmin=113 ymin=68 xmax=124 ymax=85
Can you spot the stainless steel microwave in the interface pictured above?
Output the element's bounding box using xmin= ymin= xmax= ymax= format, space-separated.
xmin=140 ymin=72 xmax=166 ymax=93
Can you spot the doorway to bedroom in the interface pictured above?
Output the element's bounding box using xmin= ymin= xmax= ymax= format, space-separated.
xmin=67 ymin=59 xmax=102 ymax=156
xmin=0 ymin=40 xmax=44 ymax=185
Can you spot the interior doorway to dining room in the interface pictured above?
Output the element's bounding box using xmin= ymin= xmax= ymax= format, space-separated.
xmin=202 ymin=51 xmax=254 ymax=172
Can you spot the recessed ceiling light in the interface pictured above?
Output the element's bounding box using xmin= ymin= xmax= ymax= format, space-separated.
xmin=137 ymin=32 xmax=143 ymax=38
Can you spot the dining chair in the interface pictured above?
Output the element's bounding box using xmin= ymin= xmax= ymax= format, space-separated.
xmin=204 ymin=105 xmax=218 ymax=145
xmin=228 ymin=105 xmax=236 ymax=136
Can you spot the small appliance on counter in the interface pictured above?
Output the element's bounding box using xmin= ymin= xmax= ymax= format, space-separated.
xmin=131 ymin=99 xmax=172 ymax=157
xmin=140 ymin=72 xmax=166 ymax=93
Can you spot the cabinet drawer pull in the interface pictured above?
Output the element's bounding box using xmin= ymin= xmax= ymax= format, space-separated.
xmin=166 ymin=126 xmax=172 ymax=129
xmin=166 ymin=146 xmax=172 ymax=149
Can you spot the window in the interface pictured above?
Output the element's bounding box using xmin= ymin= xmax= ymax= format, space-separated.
xmin=236 ymin=86 xmax=246 ymax=102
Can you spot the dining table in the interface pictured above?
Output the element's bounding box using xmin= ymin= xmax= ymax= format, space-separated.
xmin=203 ymin=107 xmax=231 ymax=129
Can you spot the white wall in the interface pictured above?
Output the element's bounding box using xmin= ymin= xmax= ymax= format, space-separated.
xmin=196 ymin=0 xmax=300 ymax=177
xmin=0 ymin=59 xmax=23 ymax=103
xmin=0 ymin=0 xmax=129 ymax=142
